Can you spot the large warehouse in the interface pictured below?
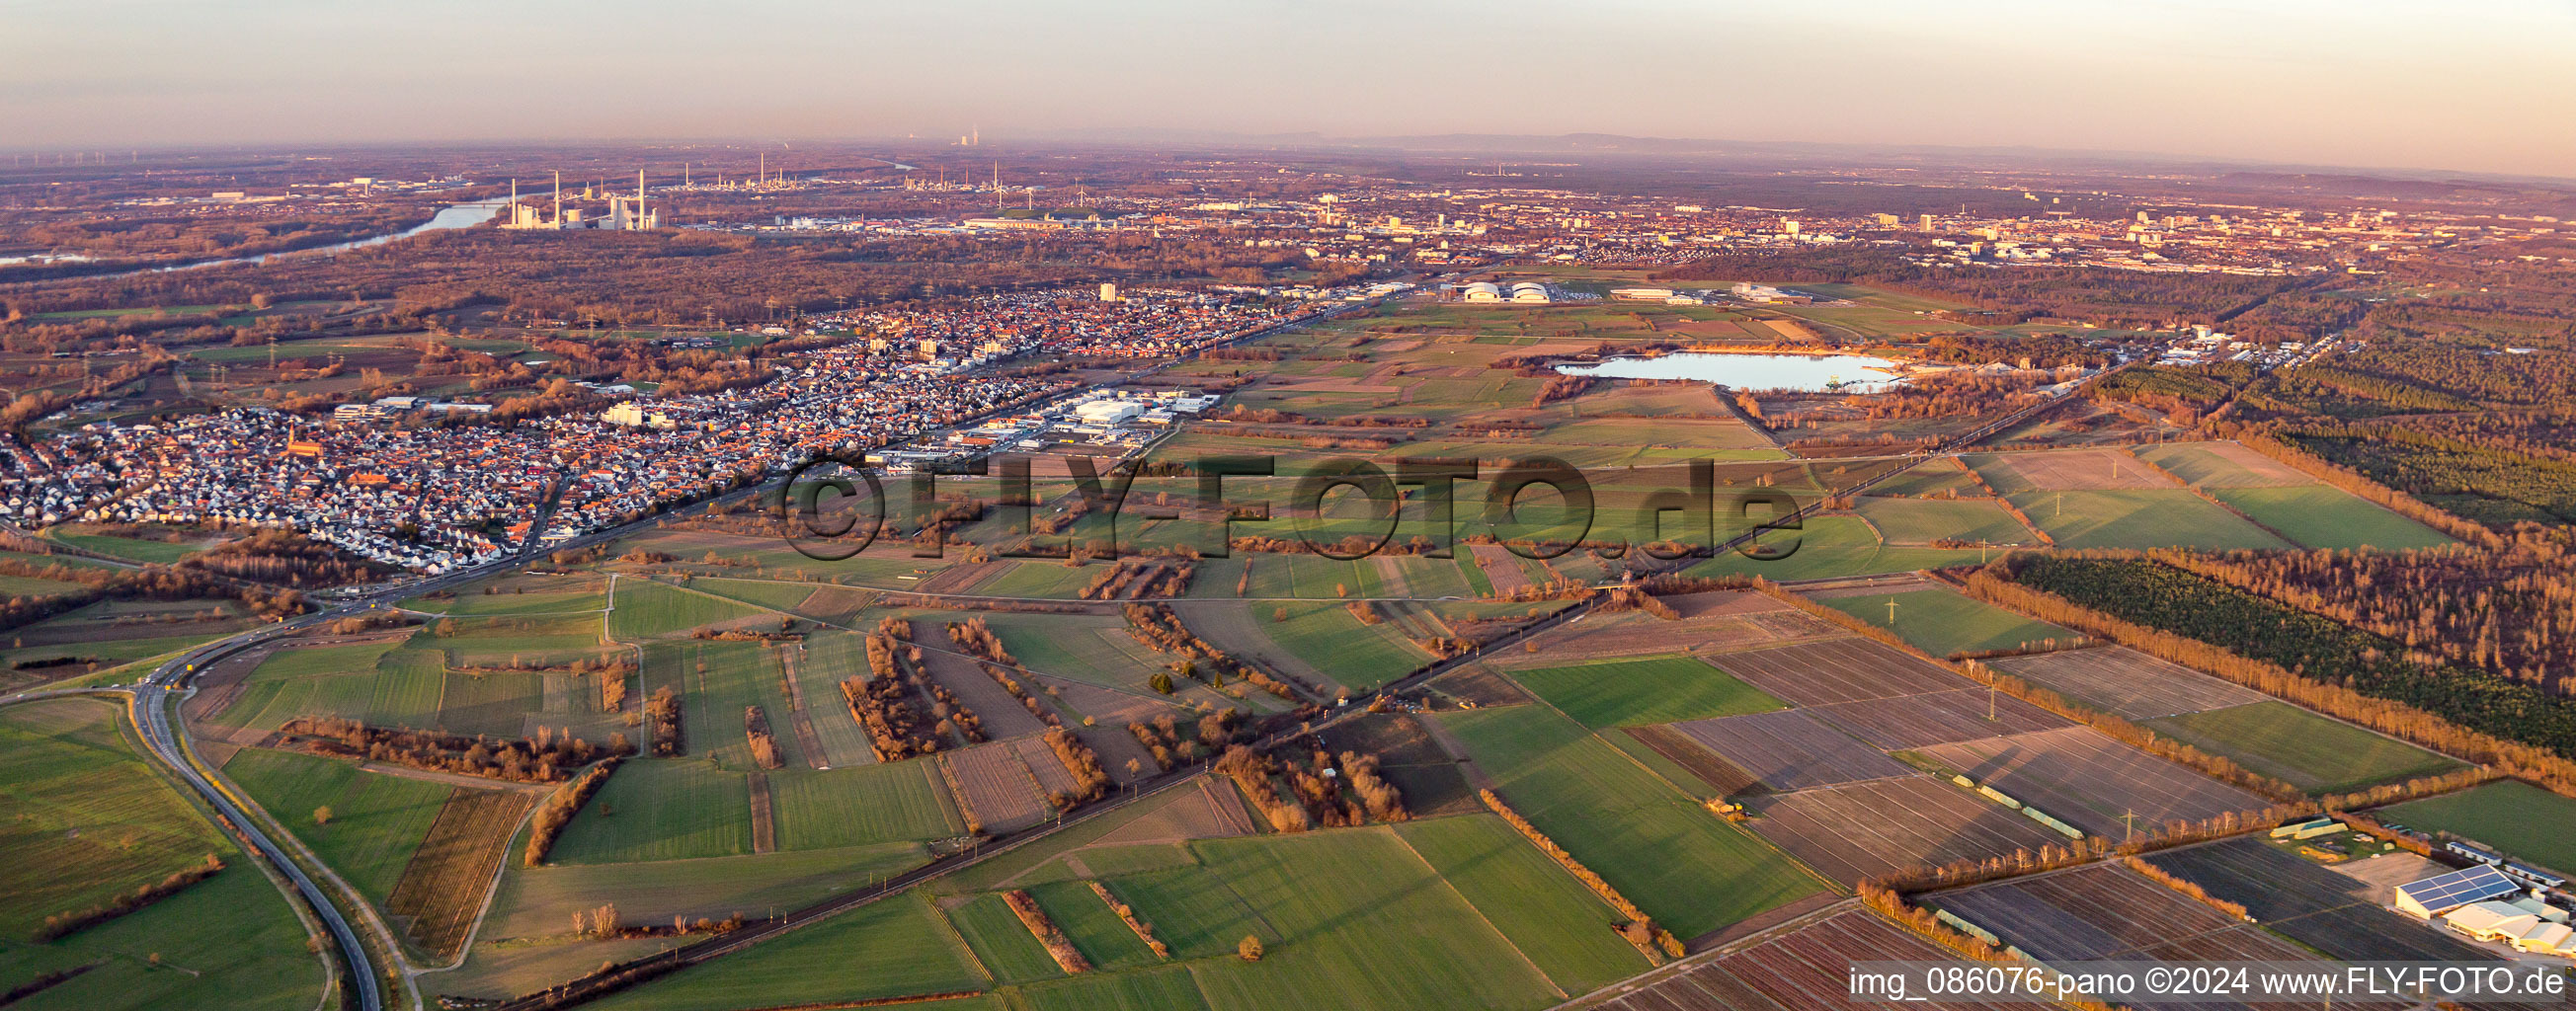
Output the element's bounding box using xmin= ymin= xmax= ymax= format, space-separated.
xmin=2395 ymin=865 xmax=2523 ymax=918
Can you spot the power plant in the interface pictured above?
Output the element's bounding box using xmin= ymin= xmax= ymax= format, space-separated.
xmin=504 ymin=169 xmax=658 ymax=231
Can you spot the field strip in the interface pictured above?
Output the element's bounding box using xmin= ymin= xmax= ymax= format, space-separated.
xmin=1388 ymin=828 xmax=1570 ymax=999
xmin=747 ymin=771 xmax=776 ymax=854
xmin=774 ymin=647 xmax=830 ymax=769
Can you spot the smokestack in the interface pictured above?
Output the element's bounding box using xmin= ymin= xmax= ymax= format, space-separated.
xmin=638 ymin=169 xmax=645 ymax=203
xmin=553 ymin=170 xmax=561 ymax=223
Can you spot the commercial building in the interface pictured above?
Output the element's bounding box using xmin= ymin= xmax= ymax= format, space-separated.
xmin=2395 ymin=866 xmax=2522 ymax=919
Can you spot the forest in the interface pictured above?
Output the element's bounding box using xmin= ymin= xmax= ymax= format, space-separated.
xmin=2002 ymin=555 xmax=2576 ymax=760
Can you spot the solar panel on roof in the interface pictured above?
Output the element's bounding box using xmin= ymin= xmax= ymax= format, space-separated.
xmin=2399 ymin=866 xmax=2520 ymax=908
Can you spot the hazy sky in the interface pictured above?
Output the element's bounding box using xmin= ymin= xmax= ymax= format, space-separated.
xmin=6 ymin=0 xmax=2573 ymax=178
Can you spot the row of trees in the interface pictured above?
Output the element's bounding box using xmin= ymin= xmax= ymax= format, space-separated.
xmin=1122 ymin=603 xmax=1309 ymax=702
xmin=278 ymin=716 xmax=627 ymax=783
xmin=1003 ymin=890 xmax=1092 ymax=973
xmin=942 ymin=617 xmax=1073 ymax=729
xmin=744 ymin=707 xmax=784 ymax=770
xmin=524 ymin=758 xmax=623 ymax=866
xmin=34 ymin=854 xmax=223 ymax=942
xmin=1479 ymin=788 xmax=1682 ymax=961
xmin=644 ymin=687 xmax=684 ymax=757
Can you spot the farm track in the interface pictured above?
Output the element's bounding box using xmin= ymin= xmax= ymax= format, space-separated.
xmin=746 ymin=772 xmax=776 ymax=854
xmin=772 ymin=647 xmax=831 ymax=769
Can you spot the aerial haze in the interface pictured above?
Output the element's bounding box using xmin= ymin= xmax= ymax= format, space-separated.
xmin=6 ymin=8 xmax=2576 ymax=1011
xmin=6 ymin=0 xmax=2574 ymax=177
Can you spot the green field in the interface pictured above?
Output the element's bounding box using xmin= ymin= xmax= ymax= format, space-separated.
xmin=2144 ymin=702 xmax=2463 ymax=794
xmin=1505 ymin=654 xmax=1784 ymax=729
xmin=1012 ymin=965 xmax=1211 ymax=1011
xmin=1439 ymin=705 xmax=1821 ymax=937
xmin=0 ymin=833 xmax=324 ymax=1011
xmin=49 ymin=531 xmax=210 ymax=565
xmin=586 ymin=891 xmax=988 ymax=1011
xmin=1024 ymin=880 xmax=1158 ymax=971
xmin=609 ymin=581 xmax=768 ymax=639
xmin=2379 ymin=780 xmax=2576 ymax=875
xmin=948 ymin=891 xmax=1067 ymax=985
xmin=1394 ymin=815 xmax=1650 ymax=994
xmin=768 ymin=762 xmax=966 ymax=850
xmin=2132 ymin=442 xmax=2298 ymax=487
xmin=0 ymin=698 xmax=229 ymax=937
xmin=0 ymin=572 xmax=91 ymax=598
xmin=2008 ymin=490 xmax=2294 ymax=550
xmin=222 ymin=748 xmax=450 ymax=906
xmin=682 ymin=577 xmax=826 ymax=614
xmin=976 ymin=563 xmax=1100 ymax=599
xmin=2206 ymin=486 xmax=2454 ymax=551
xmin=483 ymin=841 xmax=926 ymax=941
xmin=545 ymin=759 xmax=753 ymax=864
xmin=420 ymin=586 xmax=611 ymax=616
xmin=1179 ymin=828 xmax=1561 ymax=1011
xmin=1103 ymin=865 xmax=1269 ymax=962
xmin=1816 ymin=587 xmax=2076 ymax=658
xmin=1854 ymin=496 xmax=2035 ymax=546
xmin=1686 ymin=515 xmax=1988 ymax=582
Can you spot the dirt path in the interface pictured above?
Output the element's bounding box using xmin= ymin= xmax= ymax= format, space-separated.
xmin=774 ymin=647 xmax=831 ymax=769
xmin=747 ymin=771 xmax=776 ymax=854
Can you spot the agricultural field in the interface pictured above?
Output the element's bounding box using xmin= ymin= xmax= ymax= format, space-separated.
xmin=1932 ymin=862 xmax=2313 ymax=967
xmin=0 ymin=698 xmax=231 ymax=938
xmin=1512 ymin=590 xmax=1833 ymax=661
xmin=1166 ymin=599 xmax=1430 ymax=692
xmin=1707 ymin=638 xmax=1967 ymax=707
xmin=1811 ymin=586 xmax=2075 ymax=658
xmin=2133 ymin=441 xmax=2314 ymax=487
xmin=2379 ymin=780 xmax=2576 ymax=876
xmin=387 ymin=788 xmax=538 ymax=959
xmin=584 ymin=891 xmax=989 ymax=1011
xmin=1667 ymin=709 xmax=1909 ymax=792
xmin=1913 ymin=727 xmax=2269 ymax=838
xmin=544 ymin=759 xmax=755 ymax=864
xmin=46 ymin=526 xmax=219 ymax=564
xmin=1746 ymin=776 xmax=2069 ymax=885
xmin=1586 ymin=908 xmax=2027 ymax=1011
xmin=1983 ymin=647 xmax=2268 ymax=721
xmin=2142 ymin=702 xmax=2463 ymax=794
xmin=2005 ymin=556 xmax=2576 ymax=762
xmin=1440 ymin=704 xmax=1823 ymax=937
xmin=1686 ymin=515 xmax=1988 ymax=583
xmin=1501 ymin=653 xmax=1784 ymax=729
xmin=1852 ymin=496 xmax=2035 ymax=546
xmin=1392 ymin=816 xmax=1650 ymax=995
xmin=2141 ymin=838 xmax=2495 ymax=963
xmin=607 ymin=580 xmax=767 ymax=639
xmin=0 ymin=698 xmax=323 ymax=1010
xmin=2006 ymin=488 xmax=2293 ymax=550
xmin=2205 ymin=485 xmax=2454 ymax=550
xmin=222 ymin=747 xmax=452 ymax=906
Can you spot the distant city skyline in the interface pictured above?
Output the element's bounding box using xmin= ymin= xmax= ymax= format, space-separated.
xmin=5 ymin=0 xmax=2573 ymax=180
